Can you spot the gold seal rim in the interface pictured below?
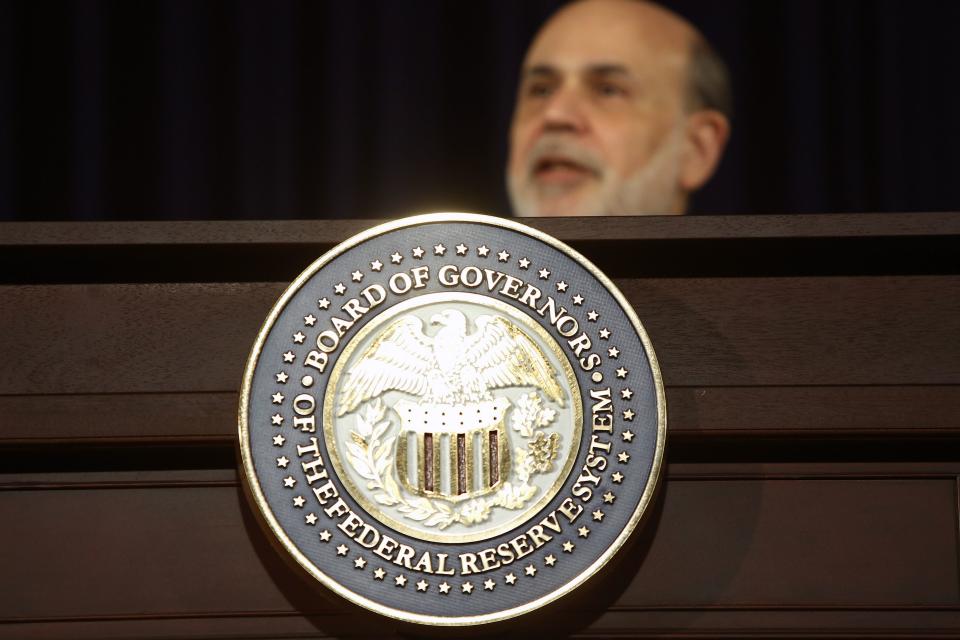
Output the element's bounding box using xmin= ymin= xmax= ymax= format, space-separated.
xmin=238 ymin=212 xmax=667 ymax=627
xmin=323 ymin=291 xmax=584 ymax=544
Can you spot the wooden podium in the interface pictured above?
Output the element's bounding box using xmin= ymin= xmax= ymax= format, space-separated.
xmin=2 ymin=213 xmax=959 ymax=638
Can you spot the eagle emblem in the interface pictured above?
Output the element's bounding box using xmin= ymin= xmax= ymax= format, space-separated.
xmin=337 ymin=308 xmax=567 ymax=524
xmin=338 ymin=309 xmax=564 ymax=413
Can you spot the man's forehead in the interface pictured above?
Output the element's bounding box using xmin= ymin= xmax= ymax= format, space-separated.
xmin=524 ymin=0 xmax=692 ymax=75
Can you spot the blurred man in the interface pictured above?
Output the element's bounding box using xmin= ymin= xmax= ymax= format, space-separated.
xmin=507 ymin=0 xmax=732 ymax=217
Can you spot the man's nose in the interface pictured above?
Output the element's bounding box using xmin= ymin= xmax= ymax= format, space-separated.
xmin=541 ymin=85 xmax=588 ymax=133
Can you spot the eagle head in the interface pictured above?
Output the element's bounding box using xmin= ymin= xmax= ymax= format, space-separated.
xmin=429 ymin=309 xmax=467 ymax=335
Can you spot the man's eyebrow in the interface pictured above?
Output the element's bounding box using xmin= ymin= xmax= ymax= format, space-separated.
xmin=523 ymin=64 xmax=560 ymax=78
xmin=522 ymin=63 xmax=632 ymax=78
xmin=585 ymin=63 xmax=631 ymax=76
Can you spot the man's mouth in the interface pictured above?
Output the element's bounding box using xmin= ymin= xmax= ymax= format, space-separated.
xmin=533 ymin=157 xmax=597 ymax=183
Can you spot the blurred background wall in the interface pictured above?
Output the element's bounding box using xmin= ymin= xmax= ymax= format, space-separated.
xmin=2 ymin=0 xmax=959 ymax=221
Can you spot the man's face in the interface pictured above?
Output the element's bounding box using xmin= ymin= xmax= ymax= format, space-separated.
xmin=507 ymin=0 xmax=693 ymax=217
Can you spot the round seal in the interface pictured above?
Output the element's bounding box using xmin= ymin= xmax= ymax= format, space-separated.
xmin=238 ymin=213 xmax=665 ymax=626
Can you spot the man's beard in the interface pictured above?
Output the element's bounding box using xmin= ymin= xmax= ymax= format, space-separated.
xmin=508 ymin=125 xmax=685 ymax=217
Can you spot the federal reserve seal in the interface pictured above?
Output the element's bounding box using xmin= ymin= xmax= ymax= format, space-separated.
xmin=238 ymin=213 xmax=665 ymax=626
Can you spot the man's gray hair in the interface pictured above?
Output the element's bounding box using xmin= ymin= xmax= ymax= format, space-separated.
xmin=687 ymin=36 xmax=733 ymax=119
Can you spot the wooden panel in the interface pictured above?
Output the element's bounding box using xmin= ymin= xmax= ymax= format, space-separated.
xmin=0 ymin=392 xmax=238 ymax=443
xmin=582 ymin=609 xmax=960 ymax=638
xmin=4 ymin=213 xmax=958 ymax=245
xmin=624 ymin=276 xmax=960 ymax=386
xmin=3 ymin=215 xmax=958 ymax=287
xmin=4 ymin=386 xmax=960 ymax=445
xmin=1 ymin=215 xmax=958 ymax=639
xmin=667 ymin=385 xmax=960 ymax=436
xmin=630 ymin=475 xmax=960 ymax=607
xmin=2 ymin=276 xmax=958 ymax=397
xmin=8 ymin=610 xmax=960 ymax=640
xmin=0 ymin=283 xmax=277 ymax=395
xmin=2 ymin=464 xmax=957 ymax=636
xmin=0 ymin=482 xmax=292 ymax=621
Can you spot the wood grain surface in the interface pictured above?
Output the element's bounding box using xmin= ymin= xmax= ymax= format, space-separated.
xmin=1 ymin=214 xmax=958 ymax=639
xmin=2 ymin=464 xmax=958 ymax=637
xmin=2 ymin=276 xmax=957 ymax=396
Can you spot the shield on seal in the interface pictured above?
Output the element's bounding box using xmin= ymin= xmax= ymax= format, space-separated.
xmin=393 ymin=398 xmax=511 ymax=502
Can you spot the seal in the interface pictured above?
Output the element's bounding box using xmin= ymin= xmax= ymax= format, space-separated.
xmin=238 ymin=213 xmax=665 ymax=626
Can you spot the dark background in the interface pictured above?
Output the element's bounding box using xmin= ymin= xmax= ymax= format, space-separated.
xmin=2 ymin=0 xmax=959 ymax=222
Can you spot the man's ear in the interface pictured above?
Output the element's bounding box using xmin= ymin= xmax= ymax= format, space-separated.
xmin=679 ymin=110 xmax=730 ymax=192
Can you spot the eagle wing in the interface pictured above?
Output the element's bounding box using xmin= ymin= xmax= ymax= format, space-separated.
xmin=336 ymin=315 xmax=435 ymax=415
xmin=463 ymin=315 xmax=565 ymax=406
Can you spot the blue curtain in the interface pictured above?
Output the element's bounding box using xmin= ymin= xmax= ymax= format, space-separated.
xmin=1 ymin=0 xmax=958 ymax=220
